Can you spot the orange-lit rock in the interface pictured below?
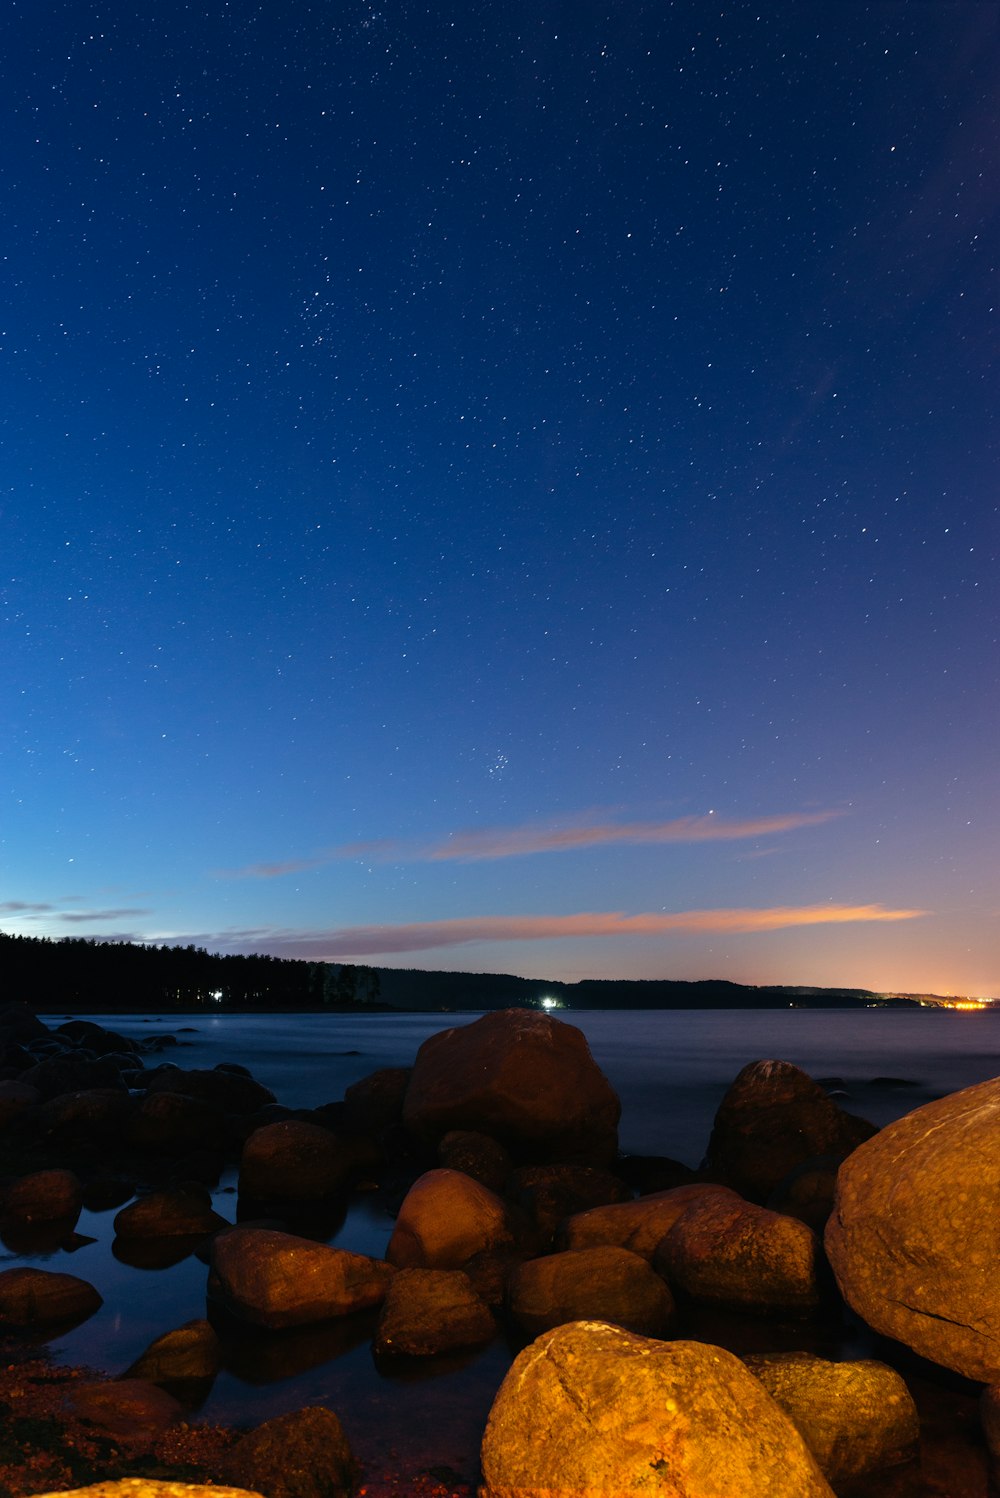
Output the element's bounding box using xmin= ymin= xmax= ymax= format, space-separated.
xmin=386 ymin=1167 xmax=519 ymax=1268
xmin=654 ymin=1193 xmax=822 ymax=1313
xmin=561 ymin=1182 xmax=739 ymax=1258
xmin=480 ymin=1320 xmax=834 ymax=1497
xmin=374 ymin=1267 xmax=496 ymax=1356
xmin=703 ymin=1059 xmax=875 ymax=1203
xmin=826 ymin=1075 xmax=1000 ymax=1381
xmin=209 ymin=1226 xmax=393 ymax=1329
xmin=743 ymin=1352 xmax=919 ymax=1488
xmin=402 ymin=1008 xmax=620 ymax=1165
xmin=508 ymin=1245 xmax=675 ymax=1338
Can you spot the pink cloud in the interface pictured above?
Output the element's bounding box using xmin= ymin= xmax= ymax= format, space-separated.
xmin=177 ymin=902 xmax=925 ymax=960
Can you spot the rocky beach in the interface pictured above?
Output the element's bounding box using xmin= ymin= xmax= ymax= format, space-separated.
xmin=0 ymin=1001 xmax=997 ymax=1496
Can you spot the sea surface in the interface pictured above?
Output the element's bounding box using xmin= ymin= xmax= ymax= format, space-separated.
xmin=19 ymin=1006 xmax=1000 ymax=1479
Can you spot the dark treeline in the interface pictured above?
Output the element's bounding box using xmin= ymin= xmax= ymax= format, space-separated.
xmin=2 ymin=931 xmax=922 ymax=1013
xmin=0 ymin=932 xmax=381 ymax=1012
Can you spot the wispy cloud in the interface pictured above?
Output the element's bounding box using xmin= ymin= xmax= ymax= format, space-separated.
xmin=58 ymin=908 xmax=153 ymax=924
xmin=172 ymin=903 xmax=925 ymax=960
xmin=216 ymin=809 xmax=844 ymax=878
xmin=0 ymin=901 xmax=55 ymax=914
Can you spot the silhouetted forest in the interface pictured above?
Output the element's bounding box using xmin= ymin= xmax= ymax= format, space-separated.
xmin=1 ymin=931 xmax=922 ymax=1013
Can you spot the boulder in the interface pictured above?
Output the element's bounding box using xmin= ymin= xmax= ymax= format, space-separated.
xmin=508 ymin=1245 xmax=675 ymax=1338
xmin=221 ymin=1407 xmax=358 ymax=1498
xmin=561 ymin=1183 xmax=739 ymax=1259
xmin=766 ymin=1157 xmax=840 ymax=1233
xmin=386 ymin=1168 xmax=521 ymax=1268
xmin=826 ymin=1075 xmax=1000 ymax=1381
xmin=0 ymin=1078 xmax=41 ymax=1126
xmin=38 ymin=1088 xmax=135 ymax=1146
xmin=402 ymin=1009 xmax=620 ymax=1165
xmin=145 ymin=1065 xmax=275 ymax=1113
xmin=19 ymin=1054 xmax=129 ymax=1100
xmin=127 ymin=1092 xmax=223 ymax=1152
xmin=239 ymin=1119 xmax=352 ymax=1204
xmin=703 ymin=1059 xmax=876 ymax=1203
xmin=125 ymin=1318 xmax=222 ymax=1385
xmin=0 ymin=1266 xmax=102 ymax=1326
xmin=113 ymin=1185 xmax=229 ymax=1239
xmin=0 ymin=1002 xmax=50 ymax=1044
xmin=2 ymin=1168 xmax=83 ymax=1225
xmin=480 ymin=1321 xmax=834 ymax=1497
xmin=65 ymin=1379 xmax=183 ymax=1440
xmin=342 ymin=1066 xmax=411 ymax=1135
xmin=209 ymin=1225 xmax=393 ymax=1329
xmin=507 ymin=1163 xmax=632 ymax=1247
xmin=654 ymin=1193 xmax=822 ymax=1314
xmin=55 ymin=1020 xmax=140 ymax=1056
xmin=743 ymin=1352 xmax=919 ymax=1488
xmin=437 ymin=1129 xmax=513 ymax=1194
xmin=374 ymin=1267 xmax=496 ymax=1356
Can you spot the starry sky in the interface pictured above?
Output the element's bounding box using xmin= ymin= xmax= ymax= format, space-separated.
xmin=2 ymin=1 xmax=997 ymax=996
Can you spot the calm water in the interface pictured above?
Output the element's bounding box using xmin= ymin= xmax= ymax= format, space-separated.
xmin=18 ymin=1006 xmax=1000 ymax=1478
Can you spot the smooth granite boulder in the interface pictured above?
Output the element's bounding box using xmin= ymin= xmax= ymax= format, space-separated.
xmin=145 ymin=1065 xmax=276 ymax=1114
xmin=65 ymin=1379 xmax=184 ymax=1440
xmin=32 ymin=1486 xmax=261 ymax=1498
xmin=2 ymin=1168 xmax=83 ymax=1226
xmin=386 ymin=1167 xmax=521 ymax=1268
xmin=703 ymin=1059 xmax=876 ymax=1203
xmin=209 ymin=1225 xmax=394 ymax=1329
xmin=402 ymin=1009 xmax=620 ymax=1165
xmin=221 ymin=1407 xmax=358 ymax=1498
xmin=127 ymin=1092 xmax=223 ymax=1152
xmin=437 ymin=1128 xmax=513 ymax=1194
xmin=125 ymin=1318 xmax=222 ymax=1385
xmin=561 ymin=1183 xmax=740 ymax=1259
xmin=480 ymin=1320 xmax=834 ymax=1497
xmin=508 ymin=1245 xmax=675 ymax=1338
xmin=507 ymin=1163 xmax=633 ymax=1248
xmin=238 ymin=1119 xmax=353 ymax=1204
xmin=114 ymin=1185 xmax=228 ymax=1239
xmin=826 ymin=1075 xmax=1000 ymax=1381
xmin=0 ymin=1266 xmax=102 ymax=1326
xmin=743 ymin=1352 xmax=919 ymax=1489
xmin=654 ymin=1192 xmax=822 ymax=1314
xmin=374 ymin=1267 xmax=496 ymax=1356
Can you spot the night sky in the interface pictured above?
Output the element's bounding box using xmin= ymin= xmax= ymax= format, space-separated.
xmin=3 ymin=2 xmax=997 ymax=996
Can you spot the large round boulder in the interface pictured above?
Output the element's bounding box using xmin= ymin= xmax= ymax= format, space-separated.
xmin=374 ymin=1267 xmax=496 ymax=1356
xmin=145 ymin=1065 xmax=275 ymax=1113
xmin=221 ymin=1407 xmax=358 ymax=1498
xmin=826 ymin=1075 xmax=1000 ymax=1381
xmin=654 ymin=1193 xmax=822 ymax=1314
xmin=703 ymin=1059 xmax=876 ymax=1203
xmin=238 ymin=1120 xmax=353 ymax=1204
xmin=0 ymin=1266 xmax=102 ymax=1327
xmin=27 ymin=1486 xmax=261 ymax=1497
xmin=113 ymin=1185 xmax=229 ymax=1240
xmin=508 ymin=1163 xmax=632 ymax=1248
xmin=64 ymin=1380 xmax=184 ymax=1440
xmin=743 ymin=1352 xmax=919 ymax=1489
xmin=508 ymin=1245 xmax=675 ymax=1338
xmin=209 ymin=1225 xmax=394 ymax=1329
xmin=386 ymin=1167 xmax=521 ymax=1268
xmin=560 ymin=1183 xmax=739 ymax=1259
xmin=402 ymin=1009 xmax=620 ymax=1165
xmin=2 ymin=1169 xmax=83 ymax=1226
xmin=480 ymin=1320 xmax=834 ymax=1497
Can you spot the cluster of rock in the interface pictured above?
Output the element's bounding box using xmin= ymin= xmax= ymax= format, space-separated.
xmin=2 ymin=1002 xmax=1000 ymax=1495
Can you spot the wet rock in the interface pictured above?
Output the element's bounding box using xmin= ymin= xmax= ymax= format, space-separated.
xmin=209 ymin=1225 xmax=394 ymax=1329
xmin=38 ymin=1088 xmax=135 ymax=1148
xmin=561 ymin=1182 xmax=740 ymax=1258
xmin=374 ymin=1267 xmax=496 ymax=1356
xmin=55 ymin=1020 xmax=140 ymax=1056
xmin=127 ymin=1091 xmax=224 ymax=1152
xmin=480 ymin=1321 xmax=834 ymax=1497
xmin=654 ymin=1192 xmax=822 ymax=1314
xmin=766 ymin=1156 xmax=841 ymax=1232
xmin=402 ymin=1008 xmax=620 ymax=1166
xmin=743 ymin=1352 xmax=919 ymax=1488
xmin=0 ymin=1078 xmax=41 ymax=1126
xmin=507 ymin=1162 xmax=633 ymax=1247
xmin=144 ymin=1065 xmax=276 ymax=1113
xmin=239 ymin=1119 xmax=354 ymax=1205
xmin=342 ymin=1066 xmax=411 ymax=1136
xmin=437 ymin=1129 xmax=513 ymax=1193
xmin=113 ymin=1184 xmax=229 ymax=1239
xmin=222 ymin=1406 xmax=358 ymax=1498
xmin=125 ymin=1317 xmax=222 ymax=1385
xmin=508 ymin=1244 xmax=675 ymax=1338
xmin=826 ymin=1075 xmax=1000 ymax=1382
xmin=0 ymin=1265 xmax=102 ymax=1326
xmin=19 ymin=1053 xmax=129 ymax=1101
xmin=65 ymin=1379 xmax=184 ymax=1440
xmin=703 ymin=1059 xmax=876 ymax=1203
xmin=386 ymin=1167 xmax=521 ymax=1268
xmin=2 ymin=1168 xmax=83 ymax=1226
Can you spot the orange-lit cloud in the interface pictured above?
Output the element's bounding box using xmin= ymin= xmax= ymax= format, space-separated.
xmin=179 ymin=902 xmax=924 ymax=959
xmin=217 ymin=809 xmax=843 ymax=878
